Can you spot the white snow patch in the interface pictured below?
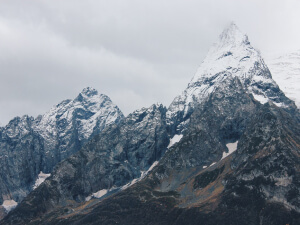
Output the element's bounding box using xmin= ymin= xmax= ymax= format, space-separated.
xmin=147 ymin=161 xmax=159 ymax=172
xmin=221 ymin=141 xmax=238 ymax=160
xmin=85 ymin=196 xmax=92 ymax=201
xmin=121 ymin=178 xmax=139 ymax=191
xmin=275 ymin=177 xmax=292 ymax=187
xmin=92 ymin=189 xmax=108 ymax=198
xmin=86 ymin=161 xmax=160 ymax=201
xmin=252 ymin=93 xmax=269 ymax=104
xmin=2 ymin=200 xmax=18 ymax=212
xmin=209 ymin=162 xmax=216 ymax=167
xmin=86 ymin=186 xmax=119 ymax=201
xmin=168 ymin=134 xmax=183 ymax=148
xmin=33 ymin=171 xmax=51 ymax=189
xmin=121 ymin=161 xmax=159 ymax=191
xmin=273 ymin=102 xmax=285 ymax=107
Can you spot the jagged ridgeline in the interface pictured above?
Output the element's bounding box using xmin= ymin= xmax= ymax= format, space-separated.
xmin=0 ymin=87 xmax=124 ymax=217
xmin=1 ymin=23 xmax=299 ymax=225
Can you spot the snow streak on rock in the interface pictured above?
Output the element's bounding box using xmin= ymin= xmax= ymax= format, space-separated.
xmin=167 ymin=134 xmax=183 ymax=148
xmin=121 ymin=161 xmax=159 ymax=191
xmin=221 ymin=141 xmax=238 ymax=160
xmin=33 ymin=172 xmax=51 ymax=190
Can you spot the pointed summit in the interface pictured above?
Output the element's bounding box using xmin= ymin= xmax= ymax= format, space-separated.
xmin=75 ymin=87 xmax=100 ymax=102
xmin=36 ymin=87 xmax=124 ymax=147
xmin=167 ymin=23 xmax=296 ymax=134
xmin=80 ymin=87 xmax=98 ymax=97
xmin=217 ymin=22 xmax=250 ymax=47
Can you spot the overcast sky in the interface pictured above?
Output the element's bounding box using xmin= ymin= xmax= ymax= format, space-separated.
xmin=0 ymin=0 xmax=299 ymax=125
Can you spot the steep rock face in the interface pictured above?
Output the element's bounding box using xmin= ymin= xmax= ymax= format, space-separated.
xmin=161 ymin=77 xmax=257 ymax=174
xmin=167 ymin=23 xmax=296 ymax=134
xmin=2 ymin=104 xmax=169 ymax=224
xmin=266 ymin=50 xmax=300 ymax=108
xmin=155 ymin=100 xmax=299 ymax=225
xmin=35 ymin=87 xmax=124 ymax=171
xmin=7 ymin=80 xmax=299 ymax=225
xmin=219 ymin=104 xmax=300 ymax=223
xmin=0 ymin=88 xmax=123 ymax=216
xmin=0 ymin=116 xmax=44 ymax=204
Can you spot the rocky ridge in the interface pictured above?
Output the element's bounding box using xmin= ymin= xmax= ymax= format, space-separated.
xmin=1 ymin=23 xmax=299 ymax=224
xmin=4 ymin=73 xmax=299 ymax=225
xmin=0 ymin=87 xmax=123 ymax=217
xmin=1 ymin=103 xmax=169 ymax=224
xmin=167 ymin=23 xmax=296 ymax=134
xmin=34 ymin=87 xmax=124 ymax=171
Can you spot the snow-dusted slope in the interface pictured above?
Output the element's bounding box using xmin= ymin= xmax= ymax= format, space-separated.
xmin=167 ymin=23 xmax=295 ymax=133
xmin=34 ymin=87 xmax=124 ymax=170
xmin=266 ymin=51 xmax=300 ymax=108
xmin=36 ymin=87 xmax=123 ymax=143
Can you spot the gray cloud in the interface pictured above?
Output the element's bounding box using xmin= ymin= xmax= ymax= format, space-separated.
xmin=0 ymin=0 xmax=299 ymax=125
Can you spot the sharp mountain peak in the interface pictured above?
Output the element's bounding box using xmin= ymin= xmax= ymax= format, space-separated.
xmin=217 ymin=22 xmax=250 ymax=47
xmin=167 ymin=22 xmax=297 ymax=134
xmin=80 ymin=87 xmax=99 ymax=97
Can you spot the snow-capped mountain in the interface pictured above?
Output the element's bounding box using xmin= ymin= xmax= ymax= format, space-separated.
xmin=2 ymin=24 xmax=300 ymax=225
xmin=2 ymin=103 xmax=169 ymax=218
xmin=167 ymin=23 xmax=295 ymax=134
xmin=266 ymin=50 xmax=300 ymax=108
xmin=0 ymin=88 xmax=123 ymax=218
xmin=36 ymin=87 xmax=122 ymax=142
xmin=34 ymin=87 xmax=124 ymax=170
xmin=6 ymin=68 xmax=299 ymax=224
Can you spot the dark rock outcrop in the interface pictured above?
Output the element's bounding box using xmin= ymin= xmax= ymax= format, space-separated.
xmin=1 ymin=104 xmax=169 ymax=224
xmin=0 ymin=116 xmax=44 ymax=203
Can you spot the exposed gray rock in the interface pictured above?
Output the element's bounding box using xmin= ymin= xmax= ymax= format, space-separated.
xmin=5 ymin=78 xmax=299 ymax=225
xmin=1 ymin=104 xmax=169 ymax=223
xmin=49 ymin=103 xmax=168 ymax=203
xmin=160 ymin=76 xmax=257 ymax=174
xmin=0 ymin=87 xmax=123 ymax=212
xmin=34 ymin=87 xmax=124 ymax=172
xmin=0 ymin=116 xmax=44 ymax=203
xmin=55 ymin=87 xmax=299 ymax=225
xmin=227 ymin=103 xmax=300 ymax=212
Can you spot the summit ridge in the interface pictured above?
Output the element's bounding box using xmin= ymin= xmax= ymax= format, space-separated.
xmin=167 ymin=23 xmax=296 ymax=134
xmin=217 ymin=22 xmax=250 ymax=47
